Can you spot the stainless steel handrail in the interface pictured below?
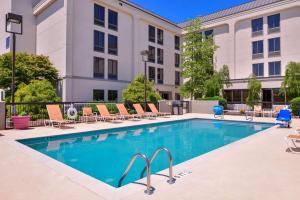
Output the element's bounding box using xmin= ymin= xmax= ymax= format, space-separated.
xmin=118 ymin=153 xmax=154 ymax=195
xmin=140 ymin=147 xmax=176 ymax=184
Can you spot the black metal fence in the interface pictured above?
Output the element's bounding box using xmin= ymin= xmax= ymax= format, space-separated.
xmin=4 ymin=101 xmax=166 ymax=129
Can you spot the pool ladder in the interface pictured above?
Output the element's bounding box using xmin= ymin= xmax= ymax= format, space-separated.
xmin=118 ymin=147 xmax=176 ymax=195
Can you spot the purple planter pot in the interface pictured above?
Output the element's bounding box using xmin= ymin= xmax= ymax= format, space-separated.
xmin=11 ymin=116 xmax=30 ymax=130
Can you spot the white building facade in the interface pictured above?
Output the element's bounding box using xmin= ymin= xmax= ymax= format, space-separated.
xmin=0 ymin=0 xmax=182 ymax=102
xmin=181 ymin=0 xmax=300 ymax=108
xmin=1 ymin=0 xmax=300 ymax=106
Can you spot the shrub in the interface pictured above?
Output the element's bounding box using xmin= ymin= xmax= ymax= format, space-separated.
xmin=290 ymin=97 xmax=300 ymax=116
xmin=197 ymin=96 xmax=227 ymax=109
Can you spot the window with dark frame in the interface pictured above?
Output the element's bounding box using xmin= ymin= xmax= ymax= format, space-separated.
xmin=157 ymin=28 xmax=164 ymax=45
xmin=175 ymin=35 xmax=180 ymax=50
xmin=157 ymin=68 xmax=164 ymax=84
xmin=175 ymin=71 xmax=180 ymax=86
xmin=108 ymin=59 xmax=118 ymax=79
xmin=108 ymin=90 xmax=118 ymax=101
xmin=252 ymin=63 xmax=264 ymax=77
xmin=269 ymin=61 xmax=281 ymax=76
xmin=268 ymin=37 xmax=280 ymax=53
xmin=94 ymin=30 xmax=105 ymax=52
xmin=93 ymin=57 xmax=104 ymax=78
xmin=148 ymin=46 xmax=155 ymax=63
xmin=204 ymin=30 xmax=214 ymax=38
xmin=252 ymin=40 xmax=263 ymax=56
xmin=148 ymin=66 xmax=155 ymax=82
xmin=148 ymin=25 xmax=155 ymax=42
xmin=108 ymin=34 xmax=118 ymax=55
xmin=175 ymin=53 xmax=180 ymax=67
xmin=93 ymin=89 xmax=104 ymax=101
xmin=268 ymin=14 xmax=280 ymax=29
xmin=94 ymin=4 xmax=105 ymax=27
xmin=108 ymin=9 xmax=118 ymax=31
xmin=252 ymin=18 xmax=263 ymax=33
xmin=157 ymin=48 xmax=164 ymax=64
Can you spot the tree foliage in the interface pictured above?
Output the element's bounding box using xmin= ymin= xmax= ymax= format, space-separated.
xmin=204 ymin=65 xmax=231 ymax=97
xmin=0 ymin=53 xmax=59 ymax=98
xmin=15 ymin=80 xmax=60 ymax=103
xmin=180 ymin=18 xmax=218 ymax=99
xmin=246 ymin=75 xmax=262 ymax=108
xmin=122 ymin=75 xmax=162 ymax=103
xmin=281 ymin=62 xmax=300 ymax=99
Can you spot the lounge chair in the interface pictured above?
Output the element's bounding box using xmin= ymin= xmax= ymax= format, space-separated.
xmin=148 ymin=103 xmax=171 ymax=117
xmin=285 ymin=134 xmax=300 ymax=153
xmin=133 ymin=104 xmax=156 ymax=119
xmin=276 ymin=109 xmax=292 ymax=128
xmin=272 ymin=105 xmax=285 ymax=117
xmin=96 ymin=104 xmax=122 ymax=122
xmin=213 ymin=105 xmax=224 ymax=119
xmin=46 ymin=105 xmax=75 ymax=128
xmin=82 ymin=107 xmax=102 ymax=123
xmin=116 ymin=104 xmax=142 ymax=120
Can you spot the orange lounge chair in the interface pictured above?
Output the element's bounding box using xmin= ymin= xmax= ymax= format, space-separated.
xmin=96 ymin=104 xmax=121 ymax=122
xmin=148 ymin=103 xmax=171 ymax=117
xmin=116 ymin=104 xmax=142 ymax=120
xmin=46 ymin=105 xmax=75 ymax=128
xmin=133 ymin=104 xmax=156 ymax=119
xmin=82 ymin=107 xmax=102 ymax=123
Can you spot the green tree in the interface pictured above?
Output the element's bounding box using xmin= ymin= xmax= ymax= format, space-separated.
xmin=15 ymin=80 xmax=60 ymax=103
xmin=180 ymin=18 xmax=218 ymax=99
xmin=281 ymin=62 xmax=300 ymax=99
xmin=0 ymin=53 xmax=59 ymax=99
xmin=122 ymin=75 xmax=162 ymax=103
xmin=204 ymin=65 xmax=231 ymax=97
xmin=246 ymin=75 xmax=262 ymax=108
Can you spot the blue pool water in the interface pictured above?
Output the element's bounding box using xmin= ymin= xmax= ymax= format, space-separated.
xmin=18 ymin=119 xmax=272 ymax=188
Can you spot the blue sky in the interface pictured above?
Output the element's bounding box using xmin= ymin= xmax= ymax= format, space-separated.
xmin=129 ymin=0 xmax=252 ymax=23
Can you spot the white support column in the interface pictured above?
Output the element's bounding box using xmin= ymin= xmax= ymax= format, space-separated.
xmin=0 ymin=101 xmax=5 ymax=130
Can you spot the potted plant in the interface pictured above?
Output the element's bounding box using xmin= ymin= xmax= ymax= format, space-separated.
xmin=11 ymin=112 xmax=30 ymax=130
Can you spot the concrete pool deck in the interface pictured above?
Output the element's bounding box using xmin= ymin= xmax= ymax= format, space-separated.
xmin=0 ymin=113 xmax=299 ymax=200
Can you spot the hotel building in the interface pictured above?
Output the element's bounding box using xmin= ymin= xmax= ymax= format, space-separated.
xmin=1 ymin=0 xmax=300 ymax=107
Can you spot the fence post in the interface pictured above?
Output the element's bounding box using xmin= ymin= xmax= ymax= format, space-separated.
xmin=0 ymin=101 xmax=5 ymax=130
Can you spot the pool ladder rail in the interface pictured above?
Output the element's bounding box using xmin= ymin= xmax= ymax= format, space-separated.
xmin=118 ymin=147 xmax=176 ymax=195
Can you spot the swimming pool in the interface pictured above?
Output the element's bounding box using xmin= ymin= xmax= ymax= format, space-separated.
xmin=18 ymin=119 xmax=273 ymax=188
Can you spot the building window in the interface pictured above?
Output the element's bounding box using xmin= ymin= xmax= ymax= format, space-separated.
xmin=204 ymin=30 xmax=213 ymax=38
xmin=108 ymin=34 xmax=118 ymax=55
xmin=233 ymin=90 xmax=242 ymax=103
xmin=148 ymin=25 xmax=155 ymax=43
xmin=157 ymin=28 xmax=164 ymax=45
xmin=108 ymin=9 xmax=118 ymax=31
xmin=148 ymin=66 xmax=155 ymax=82
xmin=268 ymin=37 xmax=280 ymax=56
xmin=5 ymin=36 xmax=10 ymax=49
xmin=269 ymin=61 xmax=281 ymax=76
xmin=268 ymin=14 xmax=280 ymax=30
xmin=157 ymin=48 xmax=164 ymax=64
xmin=252 ymin=40 xmax=263 ymax=58
xmin=175 ymin=53 xmax=180 ymax=68
xmin=94 ymin=4 xmax=105 ymax=27
xmin=157 ymin=68 xmax=164 ymax=84
xmin=175 ymin=35 xmax=180 ymax=50
xmin=94 ymin=57 xmax=104 ymax=78
xmin=108 ymin=90 xmax=118 ymax=101
xmin=252 ymin=63 xmax=264 ymax=77
xmin=252 ymin=18 xmax=263 ymax=34
xmin=94 ymin=30 xmax=105 ymax=52
xmin=175 ymin=71 xmax=180 ymax=86
xmin=93 ymin=89 xmax=104 ymax=101
xmin=108 ymin=59 xmax=118 ymax=79
xmin=148 ymin=46 xmax=155 ymax=63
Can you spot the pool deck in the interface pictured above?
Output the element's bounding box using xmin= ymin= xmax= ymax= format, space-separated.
xmin=0 ymin=113 xmax=300 ymax=200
